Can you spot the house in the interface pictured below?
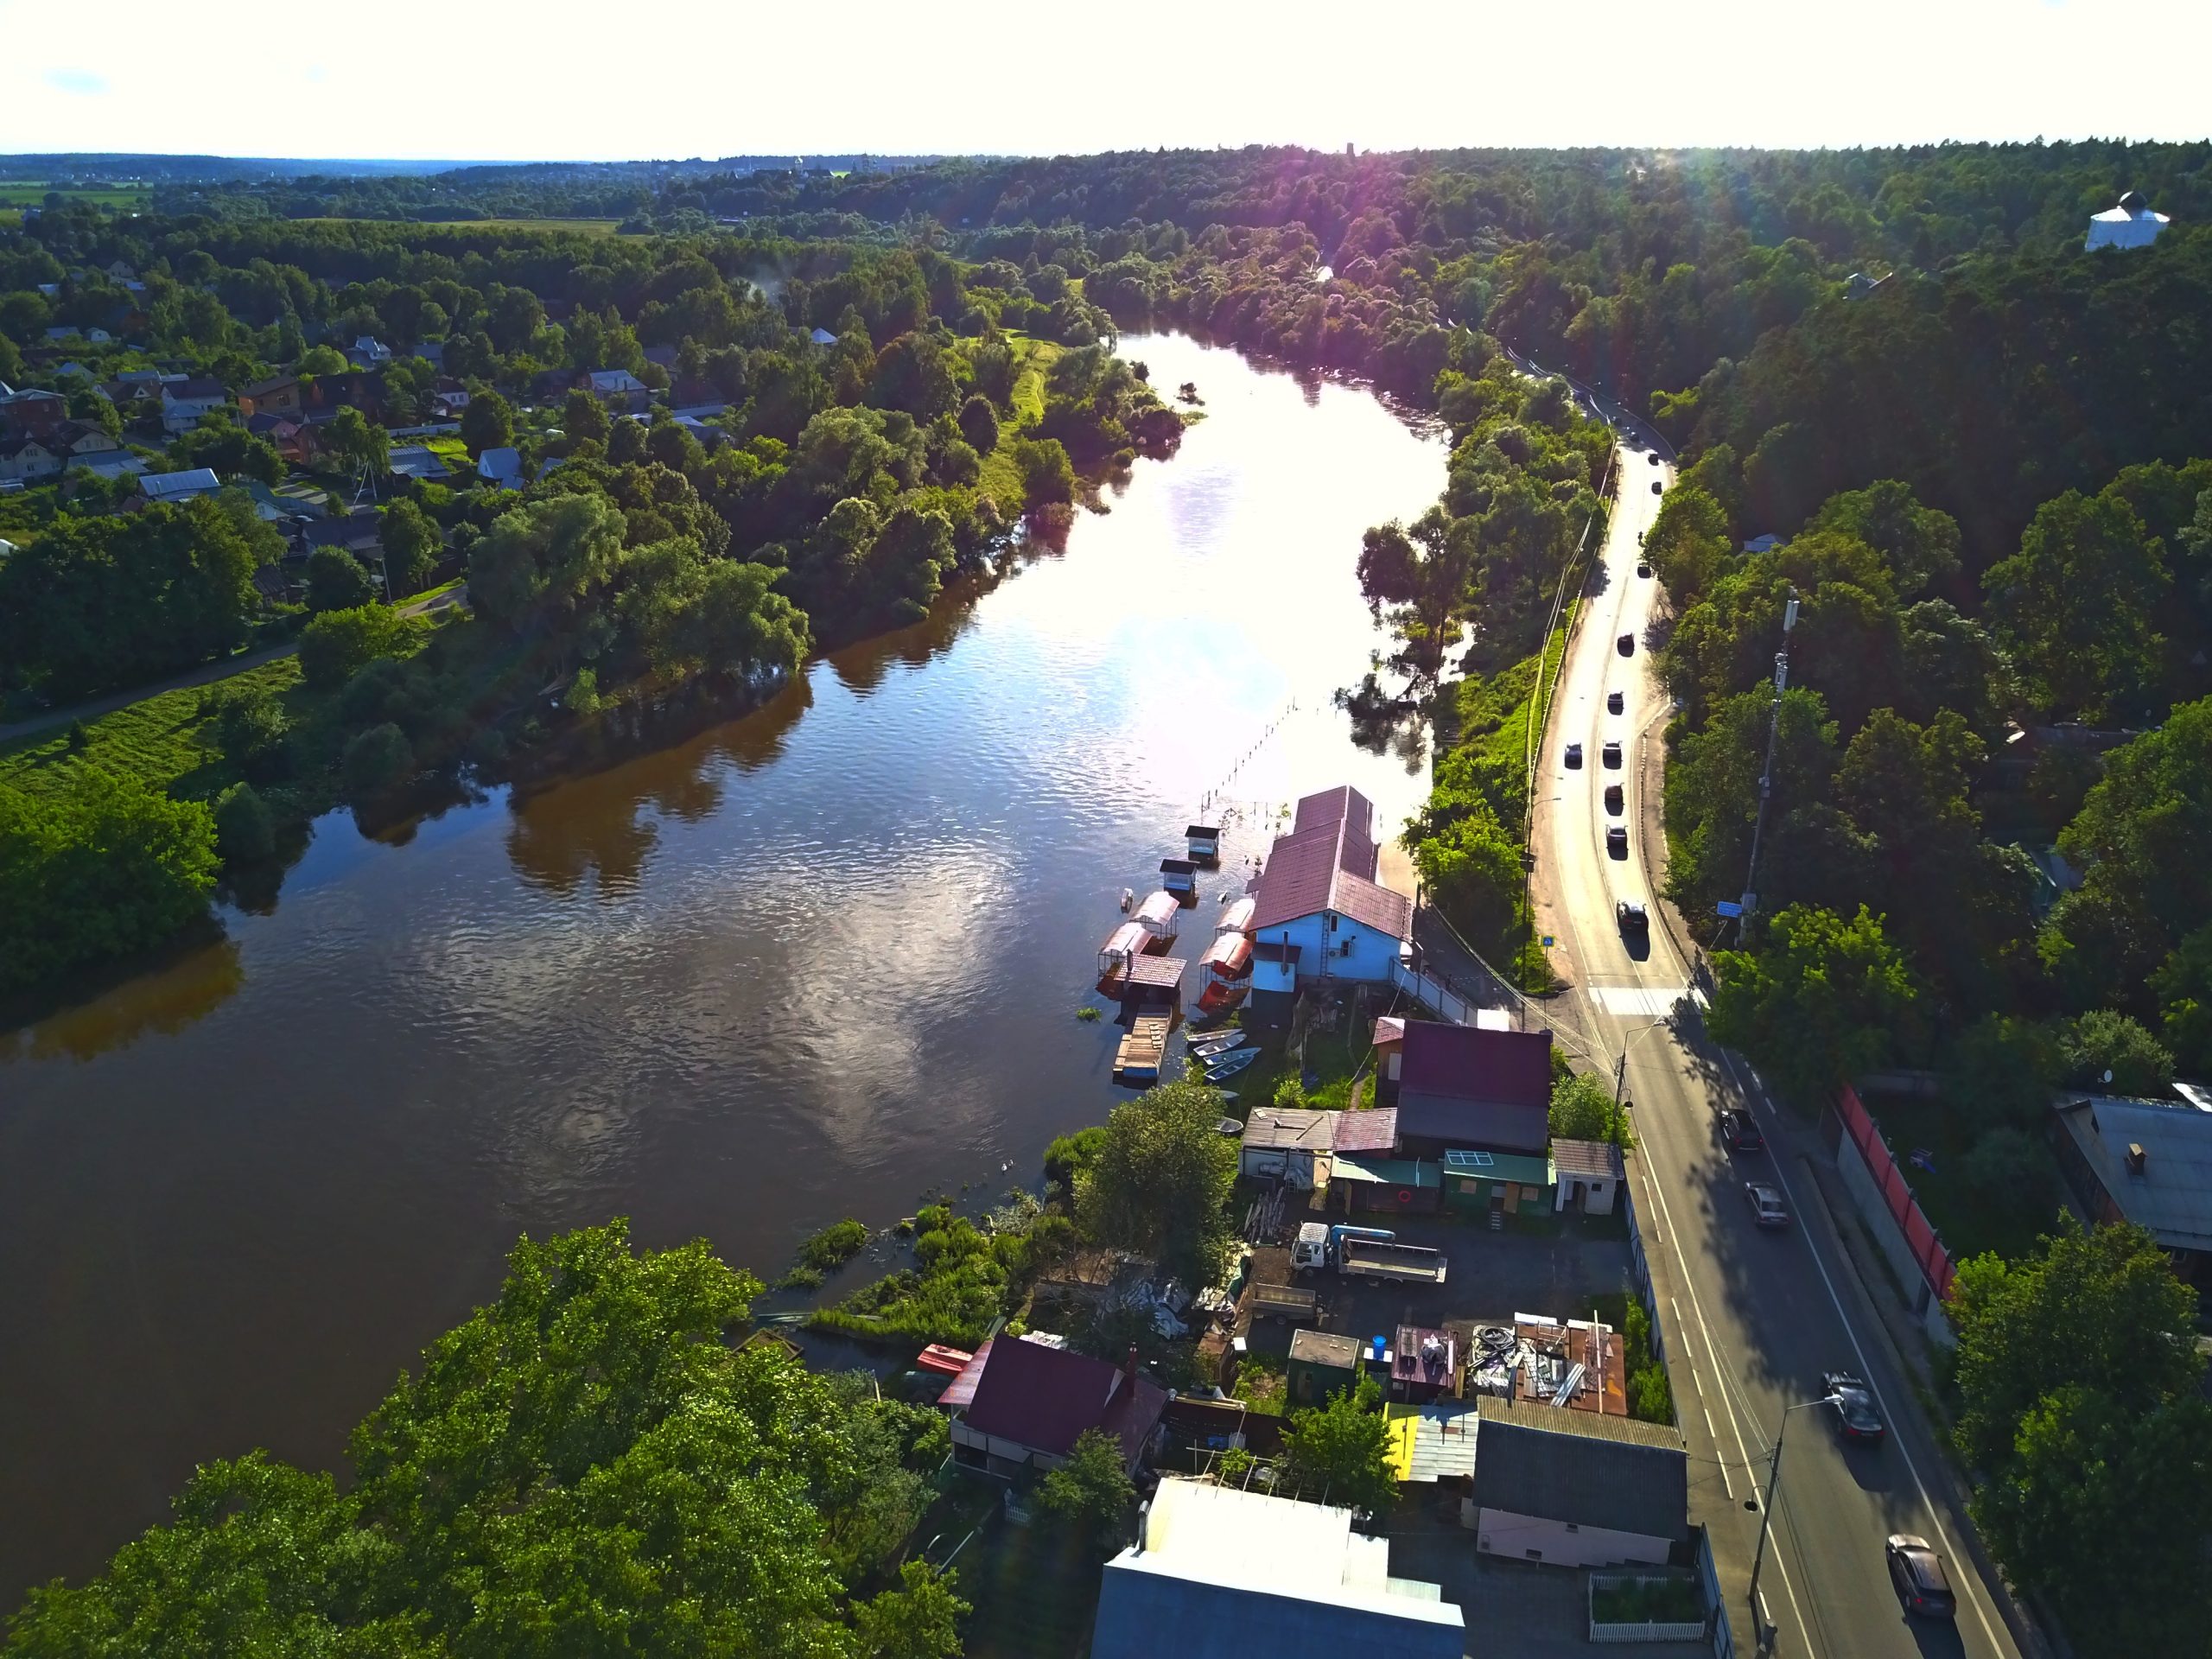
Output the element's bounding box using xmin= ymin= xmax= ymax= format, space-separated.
xmin=386 ymin=444 xmax=451 ymax=482
xmin=296 ymin=511 xmax=387 ymax=561
xmin=67 ymin=452 xmax=148 ymax=483
xmin=1370 ymin=1010 xmax=1511 ymax=1084
xmin=1551 ymin=1138 xmax=1624 ymax=1215
xmin=1741 ymin=533 xmax=1784 ymax=555
xmin=1090 ymin=1478 xmax=1465 ymax=1659
xmin=1391 ymin=1020 xmax=1554 ymax=1158
xmin=432 ymin=388 xmax=472 ymax=419
xmin=477 ymin=446 xmax=524 ymax=490
xmin=412 ymin=340 xmax=446 ymax=370
xmin=134 ymin=467 xmax=224 ymax=505
xmin=350 ymin=335 xmax=394 ymax=367
xmin=44 ymin=324 xmax=112 ymax=345
xmin=160 ymin=377 xmax=230 ymax=436
xmin=105 ymin=260 xmax=136 ymax=282
xmin=2051 ymin=1095 xmax=2212 ymax=1285
xmin=578 ymin=368 xmax=648 ymax=399
xmin=1287 ymin=1329 xmax=1363 ymax=1408
xmin=1467 ymin=1395 xmax=1688 ymax=1568
xmin=56 ymin=421 xmax=121 ymax=456
xmin=237 ymin=376 xmax=303 ymax=419
xmin=0 ymin=387 xmax=68 ymax=438
xmin=1247 ymin=785 xmax=1414 ymax=1020
xmin=1240 ymin=1108 xmax=1338 ymax=1189
xmin=809 ymin=327 xmax=839 ymax=346
xmin=944 ymin=1333 xmax=1166 ymax=1478
xmin=0 ymin=437 xmax=64 ymax=482
xmin=2086 ymin=190 xmax=2170 ymax=251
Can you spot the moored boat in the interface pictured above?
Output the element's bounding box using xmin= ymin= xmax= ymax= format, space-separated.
xmin=1132 ymin=889 xmax=1181 ymax=950
xmin=1195 ymin=931 xmax=1254 ymax=1015
xmin=1096 ymin=920 xmax=1151 ymax=996
xmin=1189 ymin=1031 xmax=1246 ymax=1058
xmin=1205 ymin=1047 xmax=1258 ymax=1081
xmin=1216 ymin=895 xmax=1255 ymax=936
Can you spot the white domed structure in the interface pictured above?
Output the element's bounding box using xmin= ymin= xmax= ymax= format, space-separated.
xmin=2086 ymin=190 xmax=2170 ymax=251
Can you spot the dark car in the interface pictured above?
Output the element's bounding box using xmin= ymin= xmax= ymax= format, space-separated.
xmin=1604 ymin=783 xmax=1624 ymax=814
xmin=1719 ymin=1109 xmax=1763 ymax=1152
xmin=1618 ymin=632 xmax=1635 ymax=655
xmin=1650 ymin=480 xmax=1662 ymax=494
xmin=1885 ymin=1536 xmax=1955 ymax=1619
xmin=1565 ymin=742 xmax=1583 ymax=768
xmin=1637 ymin=561 xmax=1651 ymax=578
xmin=1744 ymin=1182 xmax=1789 ymax=1228
xmin=1823 ymin=1372 xmax=1885 ymax=1443
xmin=1616 ymin=899 xmax=1648 ymax=935
xmin=1601 ymin=741 xmax=1622 ymax=768
xmin=1648 ymin=452 xmax=1661 ymax=466
xmin=1607 ymin=690 xmax=1624 ymax=714
xmin=1606 ymin=825 xmax=1628 ymax=858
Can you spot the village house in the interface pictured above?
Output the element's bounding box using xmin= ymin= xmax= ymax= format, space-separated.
xmin=55 ymin=421 xmax=121 ymax=458
xmin=0 ymin=436 xmax=64 ymax=482
xmin=1246 ymin=785 xmax=1414 ymax=1021
xmin=1466 ymin=1395 xmax=1688 ymax=1568
xmin=238 ymin=376 xmax=303 ymax=420
xmin=386 ymin=444 xmax=451 ymax=482
xmin=160 ymin=377 xmax=230 ymax=437
xmin=1389 ymin=1020 xmax=1554 ymax=1159
xmin=44 ymin=324 xmax=113 ymax=345
xmin=2051 ymin=1094 xmax=2212 ymax=1286
xmin=0 ymin=386 xmax=69 ymax=439
xmin=349 ymin=335 xmax=394 ymax=368
xmin=133 ymin=467 xmax=224 ymax=506
xmin=1090 ymin=1478 xmax=1465 ymax=1659
xmin=477 ymin=446 xmax=524 ymax=490
xmin=939 ymin=1334 xmax=1166 ymax=1478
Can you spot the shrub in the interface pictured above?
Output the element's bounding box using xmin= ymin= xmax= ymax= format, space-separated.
xmin=341 ymin=722 xmax=414 ymax=802
xmin=213 ymin=782 xmax=276 ymax=864
xmin=300 ymin=605 xmax=426 ymax=693
xmin=795 ymin=1219 xmax=870 ymax=1272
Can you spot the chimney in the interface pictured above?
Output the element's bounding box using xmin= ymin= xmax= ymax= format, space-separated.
xmin=2126 ymin=1142 xmax=2147 ymax=1175
xmin=1124 ymin=1344 xmax=1140 ymax=1389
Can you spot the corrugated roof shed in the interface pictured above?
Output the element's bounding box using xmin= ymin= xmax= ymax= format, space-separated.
xmin=1091 ymin=1478 xmax=1464 ymax=1659
xmin=2053 ymin=1095 xmax=2212 ymax=1250
xmin=1471 ymin=1395 xmax=1687 ymax=1542
xmin=1551 ymin=1139 xmax=1624 ymax=1182
xmin=1385 ymin=1401 xmax=1481 ymax=1481
xmin=1330 ymin=1108 xmax=1398 ymax=1154
xmin=1243 ymin=1108 xmax=1338 ymax=1152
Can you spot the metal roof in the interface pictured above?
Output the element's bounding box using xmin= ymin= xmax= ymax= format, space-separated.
xmin=1243 ymin=1108 xmax=1338 ymax=1152
xmin=137 ymin=467 xmax=221 ymax=499
xmin=1550 ymin=1139 xmax=1624 ymax=1182
xmin=1329 ymin=1108 xmax=1398 ymax=1154
xmin=1471 ymin=1395 xmax=1687 ymax=1542
xmin=960 ymin=1334 xmax=1165 ymax=1464
xmin=1385 ymin=1401 xmax=1481 ymax=1481
xmin=1330 ymin=1154 xmax=1441 ymax=1189
xmin=1250 ymin=785 xmax=1413 ymax=940
xmin=2053 ymin=1095 xmax=2212 ymax=1249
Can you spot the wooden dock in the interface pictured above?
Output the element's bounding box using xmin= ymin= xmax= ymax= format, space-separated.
xmin=1115 ymin=1013 xmax=1173 ymax=1085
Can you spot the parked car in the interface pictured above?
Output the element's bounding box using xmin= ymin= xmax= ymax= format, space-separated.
xmin=1618 ymin=632 xmax=1636 ymax=655
xmin=1602 ymin=741 xmax=1622 ymax=767
xmin=1605 ymin=826 xmax=1628 ymax=858
xmin=1884 ymin=1536 xmax=1955 ymax=1619
xmin=1637 ymin=561 xmax=1651 ymax=578
xmin=1822 ymin=1372 xmax=1885 ymax=1444
xmin=1616 ymin=900 xmax=1648 ymax=935
xmin=1648 ymin=452 xmax=1661 ymax=466
xmin=1565 ymin=742 xmax=1584 ymax=768
xmin=1651 ymin=480 xmax=1662 ymax=493
xmin=1607 ymin=690 xmax=1624 ymax=714
xmin=1719 ymin=1109 xmax=1764 ymax=1152
xmin=1604 ymin=783 xmax=1624 ymax=813
xmin=1744 ymin=1182 xmax=1789 ymax=1228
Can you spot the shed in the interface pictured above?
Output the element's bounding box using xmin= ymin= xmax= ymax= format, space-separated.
xmin=1551 ymin=1139 xmax=1624 ymax=1214
xmin=1185 ymin=823 xmax=1221 ymax=862
xmin=1329 ymin=1154 xmax=1444 ymax=1216
xmin=1390 ymin=1325 xmax=1456 ymax=1402
xmin=1395 ymin=1022 xmax=1554 ymax=1156
xmin=1329 ymin=1108 xmax=1398 ymax=1156
xmin=1468 ymin=1395 xmax=1687 ymax=1568
xmin=1440 ymin=1147 xmax=1554 ymax=1217
xmin=1287 ymin=1328 xmax=1363 ymax=1408
xmin=1160 ymin=855 xmax=1199 ymax=901
xmin=1241 ymin=1107 xmax=1339 ymax=1189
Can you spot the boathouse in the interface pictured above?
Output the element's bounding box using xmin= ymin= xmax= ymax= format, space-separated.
xmin=1185 ymin=823 xmax=1221 ymax=864
xmin=1160 ymin=856 xmax=1199 ymax=904
xmin=1246 ymin=786 xmax=1414 ymax=1023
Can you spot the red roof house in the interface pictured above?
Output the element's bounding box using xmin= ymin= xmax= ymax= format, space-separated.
xmin=948 ymin=1335 xmax=1167 ymax=1477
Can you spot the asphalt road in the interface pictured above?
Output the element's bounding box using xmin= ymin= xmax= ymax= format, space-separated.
xmin=1517 ymin=360 xmax=2023 ymax=1659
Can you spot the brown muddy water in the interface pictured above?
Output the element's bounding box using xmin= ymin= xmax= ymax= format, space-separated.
xmin=0 ymin=334 xmax=1446 ymax=1600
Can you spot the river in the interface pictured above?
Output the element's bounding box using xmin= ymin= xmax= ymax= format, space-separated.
xmin=0 ymin=333 xmax=1446 ymax=1600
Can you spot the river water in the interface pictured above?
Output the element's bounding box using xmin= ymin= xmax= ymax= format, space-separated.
xmin=0 ymin=334 xmax=1446 ymax=1600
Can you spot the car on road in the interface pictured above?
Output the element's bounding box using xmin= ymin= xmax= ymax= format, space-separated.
xmin=1604 ymin=783 xmax=1624 ymax=813
xmin=1744 ymin=1182 xmax=1789 ymax=1228
xmin=1719 ymin=1109 xmax=1764 ymax=1152
xmin=1607 ymin=690 xmax=1624 ymax=714
xmin=1650 ymin=480 xmax=1662 ymax=494
xmin=1884 ymin=1536 xmax=1955 ymax=1620
xmin=1617 ymin=632 xmax=1635 ymax=655
xmin=1637 ymin=561 xmax=1651 ymax=578
xmin=1565 ymin=742 xmax=1583 ymax=768
xmin=1605 ymin=826 xmax=1628 ymax=858
xmin=1822 ymin=1372 xmax=1885 ymax=1444
xmin=1648 ymin=452 xmax=1661 ymax=466
xmin=1616 ymin=899 xmax=1647 ymax=935
xmin=1601 ymin=741 xmax=1622 ymax=767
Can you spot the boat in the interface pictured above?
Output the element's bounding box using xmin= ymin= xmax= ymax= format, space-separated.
xmin=916 ymin=1344 xmax=975 ymax=1376
xmin=1120 ymin=887 xmax=1135 ymax=913
xmin=1216 ymin=895 xmax=1255 ymax=935
xmin=1189 ymin=1028 xmax=1245 ymax=1053
xmin=1131 ymin=889 xmax=1181 ymax=950
xmin=1195 ymin=931 xmax=1254 ymax=1015
xmin=1191 ymin=1033 xmax=1246 ymax=1059
xmin=1205 ymin=1048 xmax=1258 ymax=1082
xmin=1096 ymin=921 xmax=1151 ymax=996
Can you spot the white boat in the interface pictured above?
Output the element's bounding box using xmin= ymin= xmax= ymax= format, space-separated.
xmin=1190 ymin=1032 xmax=1246 ymax=1058
xmin=1205 ymin=1049 xmax=1258 ymax=1082
xmin=1132 ymin=889 xmax=1180 ymax=948
xmin=1216 ymin=896 xmax=1255 ymax=935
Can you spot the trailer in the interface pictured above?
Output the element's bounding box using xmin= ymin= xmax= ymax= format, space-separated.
xmin=1249 ymin=1281 xmax=1319 ymax=1321
xmin=1339 ymin=1236 xmax=1448 ymax=1284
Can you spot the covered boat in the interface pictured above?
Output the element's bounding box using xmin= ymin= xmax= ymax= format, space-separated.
xmin=1132 ymin=889 xmax=1181 ymax=948
xmin=1195 ymin=931 xmax=1254 ymax=1014
xmin=1216 ymin=895 xmax=1255 ymax=936
xmin=1185 ymin=823 xmax=1222 ymax=863
xmin=1097 ymin=920 xmax=1151 ymax=996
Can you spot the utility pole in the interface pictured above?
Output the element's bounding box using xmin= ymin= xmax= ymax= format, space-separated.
xmin=1736 ymin=588 xmax=1798 ymax=941
xmin=1750 ymin=1395 xmax=1836 ymax=1644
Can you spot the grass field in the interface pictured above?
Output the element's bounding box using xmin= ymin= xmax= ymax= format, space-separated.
xmin=975 ymin=335 xmax=1062 ymax=512
xmin=0 ymin=657 xmax=302 ymax=804
xmin=289 ymin=214 xmax=628 ymax=238
xmin=0 ymin=184 xmax=150 ymax=211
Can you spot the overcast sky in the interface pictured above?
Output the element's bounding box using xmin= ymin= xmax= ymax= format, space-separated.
xmin=3 ymin=0 xmax=2206 ymax=162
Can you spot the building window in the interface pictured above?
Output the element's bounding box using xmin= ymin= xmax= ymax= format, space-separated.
xmin=1522 ymin=1185 xmax=1541 ymax=1203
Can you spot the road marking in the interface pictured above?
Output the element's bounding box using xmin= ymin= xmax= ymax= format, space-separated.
xmin=1591 ymin=984 xmax=1699 ymax=1016
xmin=1713 ymin=1049 xmax=2015 ymax=1658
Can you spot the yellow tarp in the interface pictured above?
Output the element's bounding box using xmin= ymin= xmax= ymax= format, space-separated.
xmin=1383 ymin=1403 xmax=1421 ymax=1480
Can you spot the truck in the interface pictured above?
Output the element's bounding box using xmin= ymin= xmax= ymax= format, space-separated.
xmin=1249 ymin=1281 xmax=1319 ymax=1320
xmin=1291 ymin=1223 xmax=1448 ymax=1284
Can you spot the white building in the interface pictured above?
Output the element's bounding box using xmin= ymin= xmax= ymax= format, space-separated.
xmin=1246 ymin=785 xmax=1414 ymax=1020
xmin=160 ymin=378 xmax=230 ymax=436
xmin=1469 ymin=1395 xmax=1687 ymax=1569
xmin=2086 ymin=191 xmax=2169 ymax=251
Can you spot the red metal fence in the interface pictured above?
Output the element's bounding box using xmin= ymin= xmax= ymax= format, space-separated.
xmin=1834 ymin=1084 xmax=1956 ymax=1302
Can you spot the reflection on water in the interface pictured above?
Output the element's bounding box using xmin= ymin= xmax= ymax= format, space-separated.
xmin=0 ymin=334 xmax=1447 ymax=1603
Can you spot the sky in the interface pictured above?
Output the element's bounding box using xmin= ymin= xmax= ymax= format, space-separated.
xmin=2 ymin=0 xmax=2208 ymax=162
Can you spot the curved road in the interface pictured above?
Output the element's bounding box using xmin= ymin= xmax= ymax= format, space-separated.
xmin=1515 ymin=352 xmax=2024 ymax=1659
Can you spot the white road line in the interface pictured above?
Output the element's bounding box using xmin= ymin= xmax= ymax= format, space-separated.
xmin=1713 ymin=1048 xmax=2015 ymax=1658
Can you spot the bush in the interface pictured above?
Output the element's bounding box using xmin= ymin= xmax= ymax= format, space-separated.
xmin=299 ymin=605 xmax=426 ymax=692
xmin=1550 ymin=1071 xmax=1634 ymax=1148
xmin=340 ymin=722 xmax=414 ymax=802
xmin=303 ymin=547 xmax=377 ymax=613
xmin=207 ymin=687 xmax=291 ymax=778
xmin=795 ymin=1219 xmax=870 ymax=1272
xmin=212 ymin=782 xmax=276 ymax=864
xmin=2058 ymin=1009 xmax=2174 ymax=1097
xmin=1043 ymin=1125 xmax=1108 ymax=1198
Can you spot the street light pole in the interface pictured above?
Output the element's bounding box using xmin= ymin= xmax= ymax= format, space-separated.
xmin=1736 ymin=588 xmax=1798 ymax=940
xmin=1748 ymin=1394 xmax=1839 ymax=1639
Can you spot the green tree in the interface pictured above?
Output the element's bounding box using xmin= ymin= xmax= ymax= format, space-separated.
xmin=1038 ymin=1427 xmax=1136 ymax=1556
xmin=956 ymin=393 xmax=1000 ymax=454
xmin=378 ymin=499 xmax=442 ymax=597
xmin=1075 ymin=1079 xmax=1238 ymax=1283
xmin=304 ymin=545 xmax=377 ymax=613
xmin=1357 ymin=506 xmax=1477 ymax=691
xmin=297 ymin=343 xmax=347 ymax=376
xmin=562 ymin=386 xmax=612 ymax=444
xmin=298 ymin=605 xmax=426 ymax=692
xmin=1279 ymin=1376 xmax=1397 ymax=1516
xmin=326 ymin=404 xmax=391 ymax=482
xmin=1707 ymin=904 xmax=1917 ymax=1104
xmin=1640 ymin=483 xmax=1733 ymax=601
xmin=1803 ymin=478 xmax=1961 ymax=598
xmin=468 ymin=491 xmax=626 ymax=632
xmin=461 ymin=389 xmax=516 ymax=459
xmin=341 ymin=722 xmax=414 ymax=802
xmin=170 ymin=413 xmax=283 ymax=486
xmin=852 ymin=1561 xmax=969 ymax=1659
xmin=1983 ymin=491 xmax=2169 ymax=721
xmin=212 ymin=782 xmax=276 ymax=864
xmin=2056 ymin=1008 xmax=2173 ymax=1097
xmin=1549 ymin=1071 xmax=1634 ymax=1147
xmin=1010 ymin=436 xmax=1075 ymax=508
xmin=0 ymin=772 xmax=219 ymax=992
xmin=2151 ymin=922 xmax=2212 ymax=1074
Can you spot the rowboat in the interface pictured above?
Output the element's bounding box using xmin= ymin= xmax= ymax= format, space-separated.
xmin=1190 ymin=1031 xmax=1246 ymax=1058
xmin=1195 ymin=931 xmax=1254 ymax=1015
xmin=1205 ymin=1049 xmax=1258 ymax=1081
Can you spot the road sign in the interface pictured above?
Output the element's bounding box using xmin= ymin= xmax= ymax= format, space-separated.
xmin=1714 ymin=900 xmax=1744 ymax=918
xmin=1541 ymin=936 xmax=1554 ymax=948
